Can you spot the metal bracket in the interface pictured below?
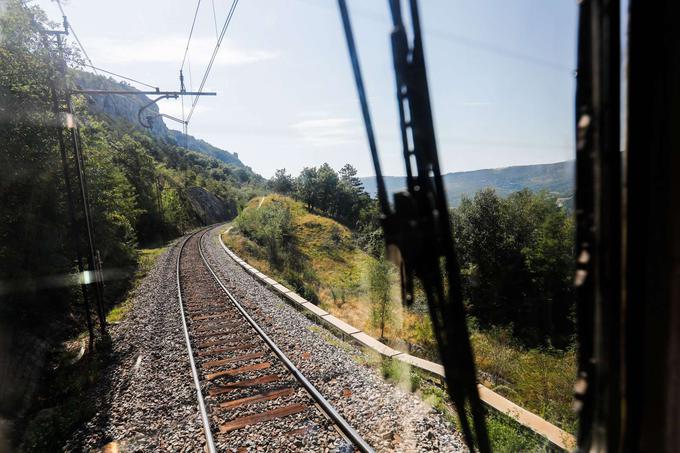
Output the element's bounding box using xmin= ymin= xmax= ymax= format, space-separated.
xmin=137 ymin=94 xmax=178 ymax=129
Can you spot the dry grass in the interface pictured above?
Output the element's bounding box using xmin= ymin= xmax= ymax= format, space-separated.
xmin=106 ymin=247 xmax=165 ymax=323
xmin=471 ymin=327 xmax=578 ymax=433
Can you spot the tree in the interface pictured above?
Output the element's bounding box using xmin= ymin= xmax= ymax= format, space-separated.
xmin=369 ymin=257 xmax=393 ymax=340
xmin=235 ymin=198 xmax=294 ymax=268
xmin=0 ymin=3 xmax=268 ymax=447
xmin=292 ymin=163 xmax=373 ymax=228
xmin=0 ymin=1 xmax=94 ymax=431
xmin=520 ymin=196 xmax=575 ymax=348
xmin=339 ymin=163 xmax=363 ymax=191
xmin=455 ymin=189 xmax=513 ymax=325
xmin=295 ymin=166 xmax=319 ymax=211
xmin=336 ymin=163 xmax=371 ymax=227
xmin=270 ymin=168 xmax=294 ymax=195
xmin=316 ymin=163 xmax=340 ymax=214
xmin=453 ymin=188 xmax=575 ymax=347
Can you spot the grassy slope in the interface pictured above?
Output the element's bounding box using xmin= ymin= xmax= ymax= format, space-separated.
xmin=224 ymin=194 xmax=576 ymax=435
xmin=225 ymin=195 xmax=388 ymax=337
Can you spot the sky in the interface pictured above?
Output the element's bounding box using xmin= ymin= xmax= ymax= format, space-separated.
xmin=33 ymin=0 xmax=579 ymax=178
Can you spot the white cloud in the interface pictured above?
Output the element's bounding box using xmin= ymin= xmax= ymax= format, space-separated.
xmin=88 ymin=36 xmax=278 ymax=66
xmin=289 ymin=117 xmax=362 ymax=147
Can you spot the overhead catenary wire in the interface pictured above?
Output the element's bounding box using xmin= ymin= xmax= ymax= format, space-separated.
xmin=81 ymin=63 xmax=159 ymax=90
xmin=295 ymin=0 xmax=573 ymax=74
xmin=211 ymin=0 xmax=219 ymax=40
xmin=187 ymin=59 xmax=195 ymax=107
xmin=55 ymin=0 xmax=93 ymax=65
xmin=180 ymin=0 xmax=203 ymax=72
xmin=185 ymin=0 xmax=239 ymax=124
xmin=55 ymin=0 xmax=160 ymax=92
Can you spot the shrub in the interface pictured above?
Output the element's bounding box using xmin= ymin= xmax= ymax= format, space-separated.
xmin=235 ymin=199 xmax=294 ymax=269
xmin=369 ymin=258 xmax=393 ymax=340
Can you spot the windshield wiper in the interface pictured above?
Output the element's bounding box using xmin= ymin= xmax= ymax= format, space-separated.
xmin=337 ymin=1 xmax=490 ymax=451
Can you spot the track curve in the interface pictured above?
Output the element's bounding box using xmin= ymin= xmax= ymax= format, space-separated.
xmin=176 ymin=228 xmax=373 ymax=452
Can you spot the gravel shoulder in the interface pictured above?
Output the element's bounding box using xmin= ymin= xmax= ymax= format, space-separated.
xmin=202 ymin=225 xmax=466 ymax=453
xmin=65 ymin=239 xmax=206 ymax=452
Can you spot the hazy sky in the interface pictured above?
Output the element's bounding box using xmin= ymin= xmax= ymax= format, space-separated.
xmin=34 ymin=0 xmax=579 ymax=178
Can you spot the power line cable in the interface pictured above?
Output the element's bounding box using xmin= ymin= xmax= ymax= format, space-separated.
xmin=427 ymin=28 xmax=573 ymax=73
xmin=186 ymin=0 xmax=239 ymax=124
xmin=179 ymin=0 xmax=203 ymax=148
xmin=178 ymin=0 xmax=208 ymax=152
xmin=55 ymin=0 xmax=96 ymax=71
xmin=55 ymin=0 xmax=160 ymax=91
xmin=187 ymin=59 xmax=195 ymax=107
xmin=211 ymin=0 xmax=219 ymax=40
xmin=81 ymin=63 xmax=158 ymax=90
xmin=180 ymin=0 xmax=203 ymax=71
xmin=295 ymin=0 xmax=573 ymax=73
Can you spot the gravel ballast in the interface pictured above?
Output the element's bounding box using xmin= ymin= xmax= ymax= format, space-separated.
xmin=181 ymin=232 xmax=350 ymax=452
xmin=65 ymin=227 xmax=466 ymax=452
xmin=202 ymin=226 xmax=466 ymax=452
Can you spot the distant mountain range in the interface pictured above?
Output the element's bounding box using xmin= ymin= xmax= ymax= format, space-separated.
xmin=74 ymin=71 xmax=246 ymax=168
xmin=360 ymin=160 xmax=575 ymax=207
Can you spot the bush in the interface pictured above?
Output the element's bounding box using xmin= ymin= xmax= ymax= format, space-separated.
xmin=235 ymin=199 xmax=295 ymax=269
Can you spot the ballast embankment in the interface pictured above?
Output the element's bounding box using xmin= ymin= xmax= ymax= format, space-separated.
xmin=218 ymin=229 xmax=576 ymax=452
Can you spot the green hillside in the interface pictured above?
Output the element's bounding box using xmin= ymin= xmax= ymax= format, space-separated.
xmin=361 ymin=160 xmax=574 ymax=207
xmin=223 ymin=195 xmax=393 ymax=336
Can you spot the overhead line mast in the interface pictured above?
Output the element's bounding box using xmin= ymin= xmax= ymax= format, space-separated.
xmin=54 ymin=0 xmax=193 ymax=127
xmin=31 ymin=11 xmax=108 ymax=344
xmin=22 ymin=0 xmax=220 ymax=350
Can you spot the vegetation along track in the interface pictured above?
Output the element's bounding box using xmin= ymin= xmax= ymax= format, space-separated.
xmin=177 ymin=229 xmax=373 ymax=452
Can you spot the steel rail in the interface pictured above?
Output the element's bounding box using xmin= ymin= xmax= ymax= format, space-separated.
xmin=176 ymin=231 xmax=217 ymax=453
xmin=197 ymin=229 xmax=374 ymax=453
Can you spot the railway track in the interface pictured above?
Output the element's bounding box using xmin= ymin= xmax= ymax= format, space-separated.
xmin=177 ymin=229 xmax=373 ymax=452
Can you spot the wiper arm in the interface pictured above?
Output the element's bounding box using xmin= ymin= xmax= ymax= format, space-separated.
xmin=337 ymin=1 xmax=490 ymax=451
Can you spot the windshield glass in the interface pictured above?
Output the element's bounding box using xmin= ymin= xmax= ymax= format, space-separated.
xmin=1 ymin=1 xmax=580 ymax=451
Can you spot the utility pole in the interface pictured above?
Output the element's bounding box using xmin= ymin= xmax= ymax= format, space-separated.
xmin=67 ymin=95 xmax=107 ymax=335
xmin=31 ymin=8 xmax=218 ymax=341
xmin=156 ymin=174 xmax=165 ymax=243
xmin=41 ymin=25 xmax=96 ymax=350
xmin=40 ymin=16 xmax=108 ymax=338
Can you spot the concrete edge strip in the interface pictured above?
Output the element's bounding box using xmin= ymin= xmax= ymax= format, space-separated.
xmin=218 ymin=230 xmax=576 ymax=451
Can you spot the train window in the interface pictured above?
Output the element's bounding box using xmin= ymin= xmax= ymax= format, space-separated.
xmin=9 ymin=0 xmax=675 ymax=452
